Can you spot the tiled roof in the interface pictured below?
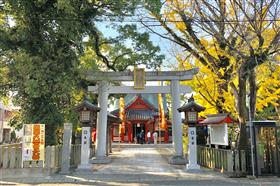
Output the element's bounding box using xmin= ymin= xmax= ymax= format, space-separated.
xmin=200 ymin=113 xmax=235 ymax=125
xmin=125 ymin=110 xmax=157 ymax=120
xmin=113 ymin=94 xmax=168 ymax=113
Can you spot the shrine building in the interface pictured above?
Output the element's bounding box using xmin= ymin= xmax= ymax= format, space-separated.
xmin=111 ymin=94 xmax=171 ymax=143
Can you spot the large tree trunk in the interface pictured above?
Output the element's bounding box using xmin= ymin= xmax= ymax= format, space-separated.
xmin=237 ymin=66 xmax=248 ymax=150
xmin=248 ymin=69 xmax=257 ymax=121
xmin=217 ymin=82 xmax=228 ymax=113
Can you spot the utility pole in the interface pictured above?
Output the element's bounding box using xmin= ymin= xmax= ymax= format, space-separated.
xmin=247 ymin=94 xmax=255 ymax=178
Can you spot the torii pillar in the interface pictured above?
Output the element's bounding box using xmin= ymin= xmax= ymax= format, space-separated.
xmin=90 ymin=81 xmax=111 ymax=164
xmin=168 ymin=80 xmax=184 ymax=164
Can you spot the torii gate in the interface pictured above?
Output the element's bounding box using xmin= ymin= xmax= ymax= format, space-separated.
xmin=87 ymin=68 xmax=198 ymax=164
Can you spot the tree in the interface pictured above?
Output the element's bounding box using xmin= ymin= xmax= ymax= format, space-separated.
xmin=144 ymin=0 xmax=280 ymax=149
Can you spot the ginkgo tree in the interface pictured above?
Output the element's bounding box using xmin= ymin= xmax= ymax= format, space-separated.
xmin=144 ymin=0 xmax=280 ymax=150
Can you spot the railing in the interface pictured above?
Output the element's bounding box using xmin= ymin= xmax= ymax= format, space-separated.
xmin=197 ymin=146 xmax=246 ymax=176
xmin=0 ymin=144 xmax=82 ymax=170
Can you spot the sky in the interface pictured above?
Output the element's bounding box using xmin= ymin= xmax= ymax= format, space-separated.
xmin=96 ymin=18 xmax=178 ymax=71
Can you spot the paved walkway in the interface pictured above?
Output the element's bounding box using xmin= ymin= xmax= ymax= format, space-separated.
xmin=1 ymin=144 xmax=279 ymax=186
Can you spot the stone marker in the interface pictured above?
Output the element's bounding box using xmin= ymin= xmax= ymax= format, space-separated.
xmin=60 ymin=123 xmax=72 ymax=174
xmin=77 ymin=127 xmax=92 ymax=169
xmin=186 ymin=127 xmax=200 ymax=170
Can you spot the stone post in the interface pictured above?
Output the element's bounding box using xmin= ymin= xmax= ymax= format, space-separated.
xmin=169 ymin=80 xmax=185 ymax=165
xmin=90 ymin=81 xmax=111 ymax=164
xmin=186 ymin=127 xmax=200 ymax=170
xmin=60 ymin=123 xmax=72 ymax=174
xmin=77 ymin=127 xmax=91 ymax=169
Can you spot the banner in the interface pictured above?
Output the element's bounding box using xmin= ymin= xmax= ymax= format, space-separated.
xmin=119 ymin=97 xmax=125 ymax=134
xmin=158 ymin=93 xmax=167 ymax=129
xmin=22 ymin=124 xmax=45 ymax=162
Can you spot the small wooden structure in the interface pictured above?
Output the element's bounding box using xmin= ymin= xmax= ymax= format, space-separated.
xmin=200 ymin=113 xmax=236 ymax=147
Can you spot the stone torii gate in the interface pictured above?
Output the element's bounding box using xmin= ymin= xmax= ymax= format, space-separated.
xmin=87 ymin=69 xmax=198 ymax=164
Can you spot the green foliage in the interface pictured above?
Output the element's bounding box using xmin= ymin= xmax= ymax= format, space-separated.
xmin=256 ymin=105 xmax=278 ymax=120
xmin=85 ymin=24 xmax=164 ymax=71
xmin=0 ymin=0 xmax=165 ymax=145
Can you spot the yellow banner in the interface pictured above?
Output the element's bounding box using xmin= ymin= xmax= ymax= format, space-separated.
xmin=119 ymin=97 xmax=125 ymax=134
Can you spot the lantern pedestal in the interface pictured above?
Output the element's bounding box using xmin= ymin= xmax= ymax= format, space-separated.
xmin=186 ymin=127 xmax=200 ymax=170
xmin=77 ymin=127 xmax=92 ymax=170
xmin=90 ymin=156 xmax=111 ymax=164
xmin=168 ymin=156 xmax=187 ymax=165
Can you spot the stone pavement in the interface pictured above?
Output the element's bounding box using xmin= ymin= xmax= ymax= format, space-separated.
xmin=1 ymin=144 xmax=279 ymax=186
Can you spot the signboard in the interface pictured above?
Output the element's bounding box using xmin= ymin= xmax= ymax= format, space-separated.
xmin=209 ymin=124 xmax=228 ymax=145
xmin=22 ymin=124 xmax=45 ymax=162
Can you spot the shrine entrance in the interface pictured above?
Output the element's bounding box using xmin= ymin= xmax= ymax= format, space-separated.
xmin=133 ymin=123 xmax=145 ymax=140
xmin=86 ymin=68 xmax=197 ymax=165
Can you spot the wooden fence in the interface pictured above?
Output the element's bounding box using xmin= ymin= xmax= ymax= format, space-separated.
xmin=0 ymin=143 xmax=83 ymax=170
xmin=197 ymin=146 xmax=246 ymax=176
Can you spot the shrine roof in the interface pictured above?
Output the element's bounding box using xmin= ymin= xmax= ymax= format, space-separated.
xmin=112 ymin=94 xmax=168 ymax=113
xmin=107 ymin=112 xmax=121 ymax=123
xmin=200 ymin=113 xmax=235 ymax=125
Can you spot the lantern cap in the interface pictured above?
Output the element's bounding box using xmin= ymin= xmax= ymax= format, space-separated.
xmin=178 ymin=95 xmax=205 ymax=112
xmin=74 ymin=100 xmax=101 ymax=112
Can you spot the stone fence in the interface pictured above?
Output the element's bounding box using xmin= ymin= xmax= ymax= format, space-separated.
xmin=197 ymin=146 xmax=247 ymax=177
xmin=0 ymin=143 xmax=92 ymax=178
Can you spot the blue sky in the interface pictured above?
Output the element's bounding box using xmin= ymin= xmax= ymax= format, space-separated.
xmin=96 ymin=20 xmax=178 ymax=71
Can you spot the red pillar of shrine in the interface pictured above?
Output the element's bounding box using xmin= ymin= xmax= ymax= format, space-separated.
xmin=121 ymin=123 xmax=125 ymax=142
xmin=164 ymin=126 xmax=169 ymax=143
xmin=127 ymin=123 xmax=132 ymax=143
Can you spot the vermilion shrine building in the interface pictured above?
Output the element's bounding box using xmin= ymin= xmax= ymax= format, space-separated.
xmin=111 ymin=94 xmax=171 ymax=143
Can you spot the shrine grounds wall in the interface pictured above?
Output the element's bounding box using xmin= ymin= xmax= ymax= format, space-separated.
xmin=197 ymin=146 xmax=247 ymax=177
xmin=0 ymin=143 xmax=94 ymax=178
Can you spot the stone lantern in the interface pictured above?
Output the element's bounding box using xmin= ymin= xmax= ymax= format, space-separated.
xmin=178 ymin=95 xmax=205 ymax=170
xmin=74 ymin=100 xmax=100 ymax=169
xmin=74 ymin=100 xmax=100 ymax=127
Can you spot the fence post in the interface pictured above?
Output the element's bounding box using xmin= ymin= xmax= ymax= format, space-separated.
xmin=45 ymin=146 xmax=51 ymax=169
xmin=240 ymin=150 xmax=246 ymax=173
xmin=3 ymin=147 xmax=9 ymax=168
xmin=61 ymin=123 xmax=72 ymax=174
xmin=235 ymin=150 xmax=240 ymax=171
xmin=227 ymin=150 xmax=234 ymax=173
xmin=16 ymin=146 xmax=22 ymax=168
xmin=50 ymin=146 xmax=56 ymax=169
xmin=10 ymin=147 xmax=16 ymax=168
